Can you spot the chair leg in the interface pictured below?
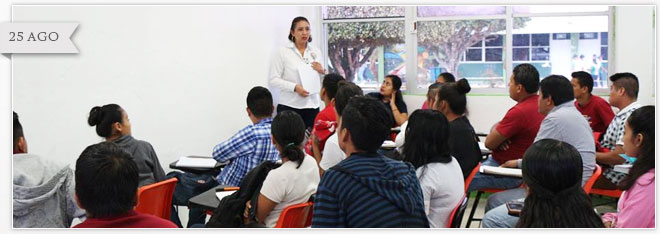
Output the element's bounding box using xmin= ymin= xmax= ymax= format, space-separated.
xmin=465 ymin=191 xmax=483 ymax=228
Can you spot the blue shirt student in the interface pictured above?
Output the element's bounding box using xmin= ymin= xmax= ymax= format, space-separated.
xmin=212 ymin=118 xmax=280 ymax=186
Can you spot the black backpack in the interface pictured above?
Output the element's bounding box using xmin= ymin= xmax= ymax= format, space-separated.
xmin=205 ymin=161 xmax=281 ymax=228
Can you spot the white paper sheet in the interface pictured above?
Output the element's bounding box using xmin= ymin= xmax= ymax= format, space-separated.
xmin=381 ymin=140 xmax=396 ymax=148
xmin=215 ymin=191 xmax=235 ymax=201
xmin=613 ymin=164 xmax=632 ymax=174
xmin=298 ymin=64 xmax=321 ymax=94
xmin=175 ymin=156 xmax=217 ymax=168
xmin=480 ymin=165 xmax=523 ymax=178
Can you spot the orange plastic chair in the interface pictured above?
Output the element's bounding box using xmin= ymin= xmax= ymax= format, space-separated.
xmin=274 ymin=202 xmax=314 ymax=228
xmin=135 ymin=177 xmax=178 ymax=219
xmin=447 ymin=195 xmax=468 ymax=228
xmin=464 ymin=162 xmax=481 ymax=193
xmin=583 ymin=165 xmax=602 ymax=194
xmin=590 ymin=187 xmax=624 ymax=198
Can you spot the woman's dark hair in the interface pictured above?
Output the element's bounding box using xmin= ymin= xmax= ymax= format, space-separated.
xmin=516 ymin=139 xmax=604 ymax=228
xmin=618 ymin=106 xmax=655 ymax=191
xmin=438 ymin=72 xmax=456 ymax=83
xmin=385 ymin=74 xmax=405 ymax=111
xmin=288 ymin=16 xmax=311 ymax=43
xmin=437 ymin=78 xmax=471 ymax=115
xmin=272 ymin=111 xmax=306 ymax=168
xmin=402 ymin=110 xmax=452 ymax=178
xmin=88 ymin=104 xmax=124 ymax=138
xmin=75 ymin=142 xmax=138 ymax=218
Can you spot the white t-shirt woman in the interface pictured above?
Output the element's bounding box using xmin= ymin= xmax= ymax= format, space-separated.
xmin=417 ymin=158 xmax=464 ymax=228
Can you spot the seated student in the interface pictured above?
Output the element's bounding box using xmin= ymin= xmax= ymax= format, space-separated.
xmin=594 ymin=72 xmax=642 ymax=189
xmin=366 ymin=74 xmax=408 ymax=127
xmin=87 ymin=104 xmax=165 ymax=187
xmin=318 ymin=81 xmax=363 ymax=175
xmin=435 ymin=79 xmax=481 ymax=179
xmin=468 ymin=63 xmax=544 ymax=191
xmin=571 ymin=71 xmax=615 ymax=133
xmin=395 ymin=82 xmax=442 ymax=151
xmin=422 ymin=72 xmax=455 ymax=109
xmin=213 ymin=86 xmax=281 ymax=186
xmin=304 ymin=73 xmax=345 ymax=165
xmin=515 ymin=139 xmax=604 ymax=228
xmin=602 ymin=106 xmax=655 ymax=228
xmin=13 ymin=112 xmax=86 ymax=228
xmin=312 ymin=96 xmax=429 ymax=228
xmin=244 ymin=111 xmax=320 ymax=227
xmin=73 ymin=142 xmax=177 ymax=228
xmin=481 ymin=75 xmax=596 ymax=228
xmin=172 ymin=86 xmax=283 ymax=227
xmin=402 ymin=109 xmax=464 ymax=228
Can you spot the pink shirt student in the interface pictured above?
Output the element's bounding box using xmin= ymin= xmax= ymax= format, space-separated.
xmin=602 ymin=169 xmax=655 ymax=228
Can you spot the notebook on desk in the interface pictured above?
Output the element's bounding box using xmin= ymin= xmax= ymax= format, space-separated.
xmin=480 ymin=165 xmax=523 ymax=178
xmin=175 ymin=156 xmax=219 ymax=168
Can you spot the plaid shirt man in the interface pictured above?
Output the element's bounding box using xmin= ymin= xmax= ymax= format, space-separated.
xmin=600 ymin=101 xmax=641 ymax=184
xmin=213 ymin=118 xmax=280 ymax=186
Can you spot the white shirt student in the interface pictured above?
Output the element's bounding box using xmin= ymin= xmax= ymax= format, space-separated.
xmin=259 ymin=155 xmax=320 ymax=227
xmin=319 ymin=132 xmax=345 ymax=171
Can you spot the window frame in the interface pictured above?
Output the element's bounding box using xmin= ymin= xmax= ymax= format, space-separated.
xmin=320 ymin=6 xmax=613 ymax=95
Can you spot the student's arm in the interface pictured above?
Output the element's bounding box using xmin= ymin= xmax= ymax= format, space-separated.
xmin=311 ymin=135 xmax=325 ymax=176
xmin=596 ymin=145 xmax=626 ymax=166
xmin=392 ymin=109 xmax=408 ymax=127
xmin=255 ymin=193 xmax=278 ymax=225
xmin=212 ymin=127 xmax=255 ymax=163
xmin=312 ymin=173 xmax=345 ymax=228
xmin=485 ymin=128 xmax=508 ymax=151
xmin=390 ymin=94 xmax=408 ymax=127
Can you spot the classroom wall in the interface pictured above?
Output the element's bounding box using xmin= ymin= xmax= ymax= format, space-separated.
xmin=12 ymin=6 xmax=316 ymax=171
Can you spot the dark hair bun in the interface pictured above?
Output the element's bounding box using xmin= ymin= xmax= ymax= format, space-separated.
xmin=88 ymin=106 xmax=102 ymax=126
xmin=456 ymin=78 xmax=471 ymax=95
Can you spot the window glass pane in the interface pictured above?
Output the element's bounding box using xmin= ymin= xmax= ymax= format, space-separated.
xmin=513 ymin=48 xmax=529 ymax=61
xmin=579 ymin=32 xmax=598 ymax=39
xmin=600 ymin=32 xmax=608 ymax=45
xmin=601 ymin=47 xmax=608 ymax=60
xmin=417 ymin=19 xmax=507 ymax=88
xmin=466 ymin=49 xmax=482 ymax=61
xmin=531 ymin=47 xmax=550 ymax=61
xmin=514 ymin=15 xmax=609 ymax=88
xmin=513 ymin=34 xmax=530 ymax=46
xmin=485 ymin=48 xmax=502 ymax=62
xmin=512 ymin=5 xmax=609 ymax=14
xmin=485 ymin=35 xmax=503 ymax=46
xmin=417 ymin=6 xmax=505 ymax=17
xmin=470 ymin=41 xmax=483 ymax=48
xmin=553 ymin=33 xmax=571 ymax=40
xmin=323 ymin=6 xmax=404 ymax=19
xmin=531 ymin=33 xmax=550 ymax=46
xmin=326 ymin=21 xmax=406 ymax=91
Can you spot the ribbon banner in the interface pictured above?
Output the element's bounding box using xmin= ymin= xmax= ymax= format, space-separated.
xmin=0 ymin=23 xmax=79 ymax=53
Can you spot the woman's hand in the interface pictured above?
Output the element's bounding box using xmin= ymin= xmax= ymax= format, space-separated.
xmin=311 ymin=62 xmax=325 ymax=74
xmin=390 ymin=90 xmax=398 ymax=108
xmin=604 ymin=221 xmax=613 ymax=228
xmin=295 ymin=84 xmax=310 ymax=97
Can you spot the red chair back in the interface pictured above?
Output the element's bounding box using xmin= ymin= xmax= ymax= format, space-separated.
xmin=464 ymin=162 xmax=481 ymax=192
xmin=447 ymin=195 xmax=468 ymax=228
xmin=583 ymin=165 xmax=602 ymax=194
xmin=591 ymin=188 xmax=624 ymax=198
xmin=274 ymin=202 xmax=314 ymax=228
xmin=135 ymin=178 xmax=178 ymax=219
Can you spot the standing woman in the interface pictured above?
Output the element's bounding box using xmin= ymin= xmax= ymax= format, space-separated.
xmin=87 ymin=104 xmax=166 ymax=187
xmin=270 ymin=16 xmax=326 ymax=130
xmin=367 ymin=75 xmax=408 ymax=127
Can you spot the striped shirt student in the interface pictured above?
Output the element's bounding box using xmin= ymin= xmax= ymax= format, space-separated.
xmin=212 ymin=118 xmax=280 ymax=187
xmin=312 ymin=152 xmax=429 ymax=228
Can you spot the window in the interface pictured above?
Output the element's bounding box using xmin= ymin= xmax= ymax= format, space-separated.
xmin=322 ymin=6 xmax=611 ymax=92
xmin=323 ymin=6 xmax=406 ymax=91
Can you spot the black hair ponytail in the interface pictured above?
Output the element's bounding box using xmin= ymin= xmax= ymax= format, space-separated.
xmin=272 ymin=111 xmax=306 ymax=168
xmin=88 ymin=104 xmax=123 ymax=138
xmin=456 ymin=78 xmax=471 ymax=95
